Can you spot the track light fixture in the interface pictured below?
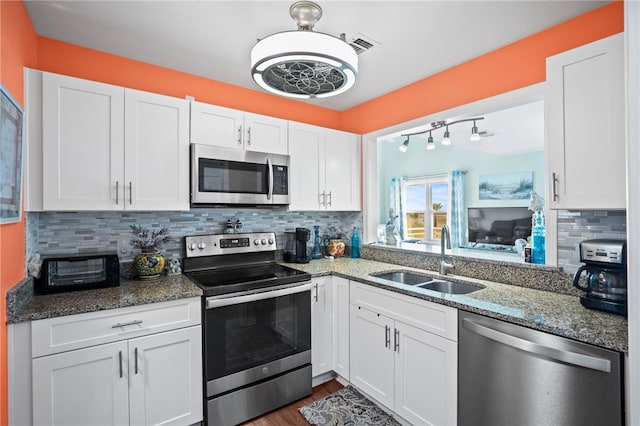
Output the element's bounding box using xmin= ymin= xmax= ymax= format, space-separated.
xmin=398 ymin=137 xmax=410 ymax=152
xmin=398 ymin=117 xmax=484 ymax=152
xmin=426 ymin=132 xmax=435 ymax=150
xmin=470 ymin=120 xmax=481 ymax=142
xmin=442 ymin=126 xmax=451 ymax=146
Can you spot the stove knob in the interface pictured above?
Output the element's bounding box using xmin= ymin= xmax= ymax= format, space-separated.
xmin=261 ymin=239 xmax=267 ymax=245
xmin=254 ymin=239 xmax=260 ymax=246
xmin=268 ymin=238 xmax=274 ymax=245
xmin=188 ymin=243 xmax=197 ymax=251
xmin=198 ymin=242 xmax=207 ymax=250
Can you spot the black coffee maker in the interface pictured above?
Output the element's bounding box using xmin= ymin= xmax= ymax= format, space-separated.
xmin=295 ymin=227 xmax=310 ymax=263
xmin=573 ymin=239 xmax=627 ymax=316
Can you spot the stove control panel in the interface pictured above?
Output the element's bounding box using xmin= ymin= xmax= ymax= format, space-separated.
xmin=185 ymin=232 xmax=277 ymax=257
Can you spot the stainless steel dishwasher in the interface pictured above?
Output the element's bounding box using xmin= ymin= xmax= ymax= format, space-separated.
xmin=458 ymin=311 xmax=624 ymax=426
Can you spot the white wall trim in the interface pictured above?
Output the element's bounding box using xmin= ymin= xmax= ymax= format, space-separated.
xmin=624 ymin=2 xmax=639 ymax=425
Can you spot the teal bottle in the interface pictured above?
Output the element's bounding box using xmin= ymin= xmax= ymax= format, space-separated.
xmin=531 ymin=211 xmax=545 ymax=264
xmin=351 ymin=227 xmax=360 ymax=259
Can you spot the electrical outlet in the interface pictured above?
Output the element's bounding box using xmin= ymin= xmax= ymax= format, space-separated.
xmin=117 ymin=239 xmax=130 ymax=255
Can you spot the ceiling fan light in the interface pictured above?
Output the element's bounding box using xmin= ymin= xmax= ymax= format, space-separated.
xmin=250 ymin=3 xmax=358 ymax=99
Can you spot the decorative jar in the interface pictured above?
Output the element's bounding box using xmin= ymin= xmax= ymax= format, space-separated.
xmin=326 ymin=238 xmax=346 ymax=258
xmin=134 ymin=250 xmax=165 ymax=279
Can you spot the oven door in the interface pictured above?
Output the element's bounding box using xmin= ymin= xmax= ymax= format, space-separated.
xmin=191 ymin=143 xmax=289 ymax=206
xmin=204 ymin=281 xmax=311 ymax=397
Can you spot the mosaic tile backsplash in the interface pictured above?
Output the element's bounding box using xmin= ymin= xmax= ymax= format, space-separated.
xmin=26 ymin=209 xmax=363 ymax=265
xmin=556 ymin=210 xmax=627 ymax=274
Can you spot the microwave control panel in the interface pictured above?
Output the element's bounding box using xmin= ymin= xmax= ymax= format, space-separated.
xmin=272 ymin=165 xmax=288 ymax=195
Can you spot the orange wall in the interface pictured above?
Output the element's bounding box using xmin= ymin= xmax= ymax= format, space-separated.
xmin=36 ymin=37 xmax=342 ymax=130
xmin=0 ymin=1 xmax=38 ymax=425
xmin=339 ymin=1 xmax=624 ymax=134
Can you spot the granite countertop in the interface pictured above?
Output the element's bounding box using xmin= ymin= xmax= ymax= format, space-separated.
xmin=6 ymin=274 xmax=202 ymax=323
xmin=283 ymin=257 xmax=628 ymax=353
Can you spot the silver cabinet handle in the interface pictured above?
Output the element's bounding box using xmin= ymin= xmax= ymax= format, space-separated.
xmin=237 ymin=125 xmax=242 ymax=145
xmin=118 ymin=350 xmax=123 ymax=378
xmin=394 ymin=328 xmax=400 ymax=352
xmin=247 ymin=126 xmax=251 ymax=145
xmin=327 ymin=191 xmax=332 ymax=207
xmin=134 ymin=347 xmax=139 ymax=374
xmin=314 ymin=283 xmax=319 ymax=302
xmin=385 ymin=325 xmax=390 ymax=348
xmin=112 ymin=319 xmax=143 ymax=328
xmin=129 ymin=181 xmax=133 ymax=205
xmin=552 ymin=172 xmax=559 ymax=202
xmin=115 ymin=181 xmax=119 ymax=205
xmin=463 ymin=318 xmax=611 ymax=372
xmin=266 ymin=158 xmax=273 ymax=200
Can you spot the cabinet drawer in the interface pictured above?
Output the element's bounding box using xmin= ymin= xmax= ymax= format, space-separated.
xmin=351 ymin=282 xmax=457 ymax=341
xmin=32 ymin=297 xmax=201 ymax=357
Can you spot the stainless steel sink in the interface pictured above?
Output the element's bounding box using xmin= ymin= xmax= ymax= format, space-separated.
xmin=370 ymin=271 xmax=432 ymax=285
xmin=418 ymin=280 xmax=484 ymax=294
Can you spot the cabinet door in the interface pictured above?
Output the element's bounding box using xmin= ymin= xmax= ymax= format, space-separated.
xmin=42 ymin=72 xmax=125 ymax=210
xmin=288 ymin=122 xmax=324 ymax=210
xmin=324 ymin=129 xmax=361 ymax=211
xmin=189 ymin=101 xmax=244 ymax=149
xmin=332 ymin=276 xmax=350 ymax=379
xmin=124 ymin=89 xmax=190 ymax=211
xmin=32 ymin=341 xmax=129 ymax=426
xmin=244 ymin=112 xmax=288 ymax=155
xmin=394 ymin=323 xmax=457 ymax=426
xmin=129 ymin=326 xmax=203 ymax=426
xmin=546 ymin=33 xmax=625 ymax=209
xmin=349 ymin=305 xmax=394 ymax=409
xmin=311 ymin=277 xmax=333 ymax=377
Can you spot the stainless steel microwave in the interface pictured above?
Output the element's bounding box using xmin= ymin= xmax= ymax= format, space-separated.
xmin=190 ymin=143 xmax=290 ymax=207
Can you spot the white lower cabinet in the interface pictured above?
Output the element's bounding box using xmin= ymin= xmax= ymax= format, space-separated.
xmin=332 ymin=276 xmax=350 ymax=379
xmin=311 ymin=276 xmax=333 ymax=377
xmin=31 ymin=298 xmax=202 ymax=426
xmin=350 ymin=283 xmax=457 ymax=426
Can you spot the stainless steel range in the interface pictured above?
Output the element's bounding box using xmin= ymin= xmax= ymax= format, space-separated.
xmin=183 ymin=232 xmax=312 ymax=426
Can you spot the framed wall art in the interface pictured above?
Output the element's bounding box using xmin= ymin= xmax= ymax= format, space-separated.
xmin=478 ymin=171 xmax=533 ymax=200
xmin=1 ymin=85 xmax=24 ymax=224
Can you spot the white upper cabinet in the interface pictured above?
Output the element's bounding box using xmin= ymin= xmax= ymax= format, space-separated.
xmin=40 ymin=71 xmax=189 ymax=211
xmin=288 ymin=121 xmax=361 ymax=211
xmin=190 ymin=101 xmax=288 ymax=155
xmin=42 ymin=72 xmax=125 ymax=211
xmin=546 ymin=33 xmax=625 ymax=209
xmin=124 ymin=89 xmax=190 ymax=210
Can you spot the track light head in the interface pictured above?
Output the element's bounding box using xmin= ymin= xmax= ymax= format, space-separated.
xmin=426 ymin=133 xmax=435 ymax=150
xmin=399 ymin=137 xmax=410 ymax=152
xmin=442 ymin=127 xmax=451 ymax=146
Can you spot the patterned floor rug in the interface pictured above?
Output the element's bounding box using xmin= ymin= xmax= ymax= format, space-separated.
xmin=298 ymin=385 xmax=402 ymax=426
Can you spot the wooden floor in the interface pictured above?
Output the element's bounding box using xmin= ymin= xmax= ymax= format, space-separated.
xmin=240 ymin=380 xmax=344 ymax=426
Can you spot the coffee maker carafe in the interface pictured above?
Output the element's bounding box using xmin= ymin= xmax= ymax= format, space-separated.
xmin=573 ymin=239 xmax=627 ymax=316
xmin=295 ymin=227 xmax=310 ymax=264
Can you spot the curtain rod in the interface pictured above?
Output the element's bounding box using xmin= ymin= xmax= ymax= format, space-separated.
xmin=405 ymin=171 xmax=466 ymax=181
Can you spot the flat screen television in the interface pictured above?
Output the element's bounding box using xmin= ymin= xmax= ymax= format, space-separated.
xmin=467 ymin=207 xmax=531 ymax=246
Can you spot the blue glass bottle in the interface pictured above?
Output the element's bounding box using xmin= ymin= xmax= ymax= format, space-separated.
xmin=531 ymin=211 xmax=545 ymax=264
xmin=310 ymin=225 xmax=323 ymax=259
xmin=351 ymin=227 xmax=360 ymax=259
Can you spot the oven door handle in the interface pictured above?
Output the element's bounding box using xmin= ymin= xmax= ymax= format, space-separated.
xmin=206 ymin=282 xmax=312 ymax=309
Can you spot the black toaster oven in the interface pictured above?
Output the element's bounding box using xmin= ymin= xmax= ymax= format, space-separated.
xmin=34 ymin=252 xmax=120 ymax=295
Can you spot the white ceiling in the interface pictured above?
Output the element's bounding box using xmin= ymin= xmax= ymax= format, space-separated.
xmin=24 ymin=0 xmax=608 ymax=111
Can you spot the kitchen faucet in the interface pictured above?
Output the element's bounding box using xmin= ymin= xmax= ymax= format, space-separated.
xmin=440 ymin=225 xmax=454 ymax=276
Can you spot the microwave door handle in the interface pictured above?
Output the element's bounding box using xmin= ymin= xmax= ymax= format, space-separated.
xmin=267 ymin=158 xmax=273 ymax=201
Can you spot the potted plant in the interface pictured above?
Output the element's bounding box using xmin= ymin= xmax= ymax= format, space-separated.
xmin=130 ymin=225 xmax=171 ymax=279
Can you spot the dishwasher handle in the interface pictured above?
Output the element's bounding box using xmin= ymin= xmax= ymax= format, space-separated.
xmin=462 ymin=317 xmax=611 ymax=373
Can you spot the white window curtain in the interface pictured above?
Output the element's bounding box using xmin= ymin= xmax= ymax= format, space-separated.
xmin=450 ymin=170 xmax=466 ymax=247
xmin=389 ymin=177 xmax=406 ymax=239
